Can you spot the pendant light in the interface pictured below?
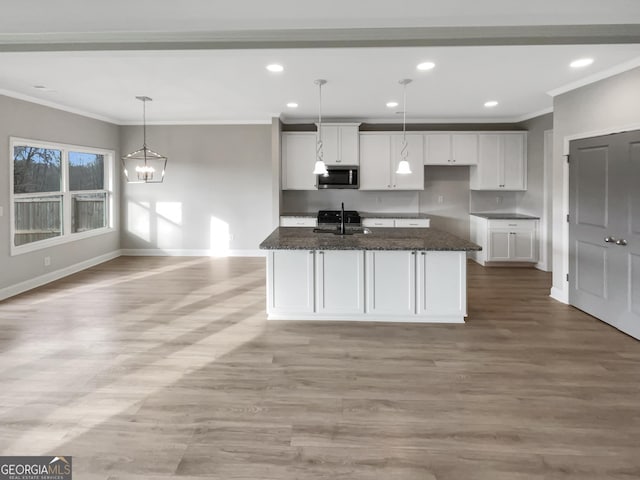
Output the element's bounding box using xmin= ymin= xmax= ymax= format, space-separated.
xmin=121 ymin=96 xmax=167 ymax=183
xmin=396 ymin=79 xmax=413 ymax=175
xmin=312 ymin=79 xmax=329 ymax=176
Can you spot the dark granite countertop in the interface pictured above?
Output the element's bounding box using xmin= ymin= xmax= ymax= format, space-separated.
xmin=260 ymin=227 xmax=480 ymax=251
xmin=470 ymin=212 xmax=540 ymax=220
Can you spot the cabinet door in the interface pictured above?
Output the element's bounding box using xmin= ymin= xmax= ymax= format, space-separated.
xmin=417 ymin=251 xmax=466 ymax=317
xmin=511 ymin=229 xmax=537 ymax=261
xmin=451 ymin=134 xmax=478 ymax=165
xmin=392 ymin=134 xmax=424 ymax=190
xmin=267 ymin=250 xmax=315 ymax=314
xmin=315 ymin=250 xmax=364 ymax=314
xmin=339 ymin=125 xmax=360 ymax=165
xmin=320 ymin=126 xmax=340 ymax=165
xmin=362 ymin=218 xmax=395 ymax=227
xmin=488 ymin=230 xmax=511 ymax=261
xmin=282 ymin=133 xmax=318 ymax=190
xmin=359 ymin=134 xmax=392 ymax=190
xmin=472 ymin=134 xmax=501 ymax=190
xmin=502 ymin=133 xmax=526 ymax=190
xmin=365 ymin=251 xmax=415 ymax=315
xmin=424 ymin=134 xmax=452 ymax=165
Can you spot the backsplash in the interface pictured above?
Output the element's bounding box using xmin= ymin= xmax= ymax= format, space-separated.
xmin=282 ymin=189 xmax=420 ymax=213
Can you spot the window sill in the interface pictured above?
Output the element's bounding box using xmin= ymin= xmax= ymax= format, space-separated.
xmin=10 ymin=227 xmax=117 ymax=256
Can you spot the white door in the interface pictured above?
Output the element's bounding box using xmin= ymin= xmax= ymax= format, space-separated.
xmin=282 ymin=133 xmax=317 ymax=190
xmin=416 ymin=251 xmax=466 ymax=317
xmin=359 ymin=134 xmax=392 ymax=190
xmin=365 ymin=251 xmax=415 ymax=315
xmin=424 ymin=133 xmax=451 ymax=165
xmin=392 ymin=134 xmax=424 ymax=190
xmin=267 ymin=250 xmax=314 ymax=314
xmin=451 ymin=134 xmax=478 ymax=165
xmin=569 ymin=131 xmax=640 ymax=340
xmin=315 ymin=250 xmax=364 ymax=314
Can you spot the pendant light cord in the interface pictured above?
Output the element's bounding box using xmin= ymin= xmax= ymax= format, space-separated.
xmin=402 ymin=81 xmax=407 ymax=143
xmin=142 ymin=98 xmax=147 ymax=149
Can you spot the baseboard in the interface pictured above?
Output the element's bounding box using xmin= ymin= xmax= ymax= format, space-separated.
xmin=0 ymin=250 xmax=121 ymax=302
xmin=120 ymin=248 xmax=266 ymax=257
xmin=536 ymin=261 xmax=550 ymax=272
xmin=550 ymin=286 xmax=569 ymax=304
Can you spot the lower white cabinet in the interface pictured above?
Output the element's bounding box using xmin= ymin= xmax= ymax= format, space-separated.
xmin=470 ymin=216 xmax=538 ymax=265
xmin=267 ymin=250 xmax=315 ymax=314
xmin=416 ymin=251 xmax=466 ymax=317
xmin=362 ymin=218 xmax=430 ymax=228
xmin=365 ymin=250 xmax=416 ymax=315
xmin=316 ymin=250 xmax=365 ymax=314
xmin=266 ymin=249 xmax=467 ymax=322
xmin=280 ymin=216 xmax=317 ymax=227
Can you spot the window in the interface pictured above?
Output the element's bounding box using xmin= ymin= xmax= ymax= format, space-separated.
xmin=10 ymin=138 xmax=114 ymax=254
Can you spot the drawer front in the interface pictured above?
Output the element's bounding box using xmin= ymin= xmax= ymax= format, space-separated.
xmin=362 ymin=218 xmax=395 ymax=228
xmin=487 ymin=219 xmax=536 ymax=230
xmin=280 ymin=217 xmax=317 ymax=227
xmin=394 ymin=218 xmax=430 ymax=228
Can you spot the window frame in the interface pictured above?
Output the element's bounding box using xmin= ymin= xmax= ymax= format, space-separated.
xmin=10 ymin=137 xmax=115 ymax=256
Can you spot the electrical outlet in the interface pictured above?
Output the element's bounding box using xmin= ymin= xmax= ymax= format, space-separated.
xmin=44 ymin=256 xmax=51 ymax=267
xmin=437 ymin=195 xmax=444 ymax=204
xmin=0 ymin=206 xmax=3 ymax=217
xmin=228 ymin=234 xmax=234 ymax=241
xmin=376 ymin=196 xmax=382 ymax=204
xmin=496 ymin=196 xmax=503 ymax=205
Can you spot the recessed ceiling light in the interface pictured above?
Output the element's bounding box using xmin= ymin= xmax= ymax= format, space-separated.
xmin=484 ymin=100 xmax=499 ymax=108
xmin=286 ymin=102 xmax=298 ymax=108
xmin=266 ymin=64 xmax=284 ymax=73
xmin=570 ymin=58 xmax=594 ymax=68
xmin=417 ymin=62 xmax=436 ymax=71
xmin=386 ymin=101 xmax=399 ymax=108
xmin=33 ymin=85 xmax=47 ymax=89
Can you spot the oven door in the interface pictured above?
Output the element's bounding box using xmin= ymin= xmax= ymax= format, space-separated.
xmin=317 ymin=167 xmax=359 ymax=189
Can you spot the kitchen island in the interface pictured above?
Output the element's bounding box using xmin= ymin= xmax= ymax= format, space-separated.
xmin=259 ymin=227 xmax=481 ymax=323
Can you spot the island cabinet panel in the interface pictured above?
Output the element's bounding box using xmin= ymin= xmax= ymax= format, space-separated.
xmin=315 ymin=250 xmax=365 ymax=314
xmin=416 ymin=251 xmax=467 ymax=318
xmin=267 ymin=250 xmax=315 ymax=314
xmin=365 ymin=251 xmax=416 ymax=315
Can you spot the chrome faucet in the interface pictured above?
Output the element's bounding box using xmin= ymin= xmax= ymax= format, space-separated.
xmin=340 ymin=202 xmax=346 ymax=235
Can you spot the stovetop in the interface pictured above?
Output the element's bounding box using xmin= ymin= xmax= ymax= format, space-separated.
xmin=317 ymin=210 xmax=362 ymax=225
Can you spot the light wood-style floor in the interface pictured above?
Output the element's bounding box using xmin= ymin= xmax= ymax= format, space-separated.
xmin=0 ymin=256 xmax=639 ymax=480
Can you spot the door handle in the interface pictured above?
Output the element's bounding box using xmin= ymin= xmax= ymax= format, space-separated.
xmin=615 ymin=239 xmax=627 ymax=246
xmin=604 ymin=236 xmax=617 ymax=243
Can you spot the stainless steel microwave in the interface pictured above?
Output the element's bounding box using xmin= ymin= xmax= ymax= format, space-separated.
xmin=317 ymin=166 xmax=359 ymax=189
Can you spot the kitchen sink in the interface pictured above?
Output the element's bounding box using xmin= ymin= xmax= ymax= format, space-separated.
xmin=313 ymin=227 xmax=372 ymax=235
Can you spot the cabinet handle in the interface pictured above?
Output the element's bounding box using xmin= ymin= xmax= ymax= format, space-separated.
xmin=319 ymin=251 xmax=324 ymax=255
xmin=411 ymin=251 xmax=416 ymax=255
xmin=420 ymin=252 xmax=426 ymax=255
xmin=388 ymin=184 xmax=391 ymax=188
xmin=309 ymin=251 xmax=314 ymax=254
xmin=508 ymin=224 xmax=517 ymax=226
xmin=393 ymin=184 xmax=396 ymax=188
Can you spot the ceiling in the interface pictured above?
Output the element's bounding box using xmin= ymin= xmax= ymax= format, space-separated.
xmin=1 ymin=0 xmax=640 ymax=125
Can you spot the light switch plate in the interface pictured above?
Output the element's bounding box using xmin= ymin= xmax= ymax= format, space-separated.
xmin=0 ymin=206 xmax=3 ymax=217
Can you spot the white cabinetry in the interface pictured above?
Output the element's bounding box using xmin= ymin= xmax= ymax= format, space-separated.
xmin=470 ymin=132 xmax=527 ymax=190
xmin=470 ymin=216 xmax=538 ymax=265
xmin=359 ymin=133 xmax=424 ymax=190
xmin=280 ymin=216 xmax=317 ymax=227
xmin=365 ymin=251 xmax=416 ymax=315
xmin=267 ymin=250 xmax=315 ymax=314
xmin=425 ymin=133 xmax=478 ymax=165
xmin=417 ymin=251 xmax=466 ymax=318
xmin=362 ymin=218 xmax=430 ymax=228
xmin=319 ymin=123 xmax=360 ymax=165
xmin=315 ymin=250 xmax=364 ymax=314
xmin=281 ymin=132 xmax=317 ymax=190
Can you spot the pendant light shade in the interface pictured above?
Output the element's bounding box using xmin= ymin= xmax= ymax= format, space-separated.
xmin=313 ymin=79 xmax=329 ymax=177
xmin=396 ymin=79 xmax=413 ymax=175
xmin=122 ymin=96 xmax=167 ymax=183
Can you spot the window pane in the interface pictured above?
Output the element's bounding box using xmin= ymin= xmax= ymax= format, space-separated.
xmin=14 ymin=195 xmax=62 ymax=246
xmin=69 ymin=152 xmax=104 ymax=190
xmin=13 ymin=146 xmax=62 ymax=194
xmin=72 ymin=193 xmax=107 ymax=233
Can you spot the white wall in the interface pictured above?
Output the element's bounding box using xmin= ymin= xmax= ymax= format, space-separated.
xmin=551 ymin=66 xmax=640 ymax=302
xmin=119 ymin=124 xmax=273 ymax=255
xmin=0 ymin=95 xmax=120 ymax=297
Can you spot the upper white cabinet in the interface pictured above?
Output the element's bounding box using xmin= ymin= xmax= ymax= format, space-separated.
xmin=319 ymin=123 xmax=360 ymax=166
xmin=281 ymin=132 xmax=318 ymax=190
xmin=470 ymin=132 xmax=527 ymax=190
xmin=359 ymin=133 xmax=424 ymax=190
xmin=425 ymin=133 xmax=478 ymax=165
